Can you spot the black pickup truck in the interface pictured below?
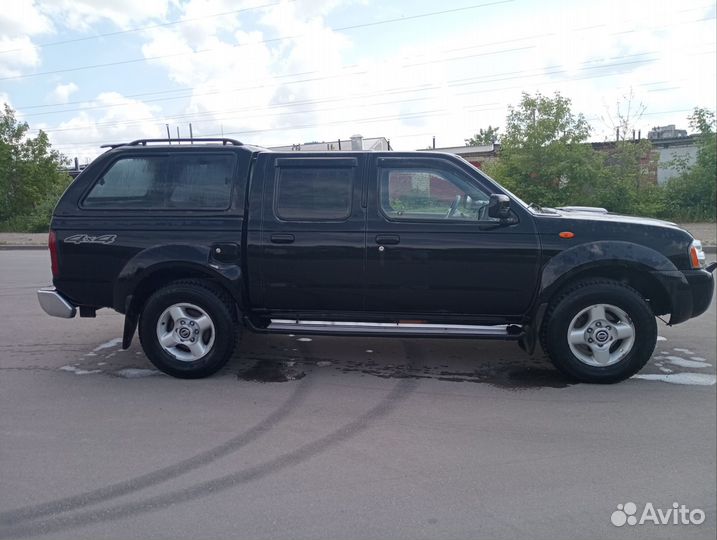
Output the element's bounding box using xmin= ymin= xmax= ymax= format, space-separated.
xmin=37 ymin=138 xmax=715 ymax=383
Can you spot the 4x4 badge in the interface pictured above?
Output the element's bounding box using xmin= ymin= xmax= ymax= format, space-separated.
xmin=64 ymin=234 xmax=117 ymax=245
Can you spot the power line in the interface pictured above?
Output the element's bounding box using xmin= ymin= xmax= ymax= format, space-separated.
xmin=47 ymin=80 xmax=706 ymax=150
xmin=16 ymin=35 xmax=544 ymax=116
xmin=23 ymin=42 xmax=542 ymax=123
xmin=13 ymin=11 xmax=714 ymax=116
xmin=35 ymin=50 xmax=672 ymax=137
xmin=0 ymin=0 xmax=295 ymax=55
xmin=9 ymin=13 xmax=710 ymax=148
xmin=0 ymin=1 xmax=514 ymax=82
xmin=12 ymin=7 xmax=714 ymax=112
xmin=5 ymin=0 xmax=711 ymax=59
xmin=51 ymin=104 xmax=699 ymax=152
xmin=49 ymin=107 xmax=458 ymax=148
xmin=45 ymin=95 xmax=450 ymax=136
xmin=21 ymin=46 xmax=671 ymax=124
xmin=47 ymin=53 xmax=693 ymax=149
xmin=42 ymin=65 xmax=664 ymax=149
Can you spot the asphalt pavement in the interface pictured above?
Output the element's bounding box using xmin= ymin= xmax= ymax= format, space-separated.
xmin=0 ymin=250 xmax=715 ymax=540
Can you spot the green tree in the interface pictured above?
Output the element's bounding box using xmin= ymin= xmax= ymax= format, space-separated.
xmin=661 ymin=107 xmax=717 ymax=221
xmin=0 ymin=104 xmax=71 ymax=231
xmin=486 ymin=92 xmax=603 ymax=207
xmin=593 ymin=91 xmax=661 ymax=215
xmin=594 ymin=140 xmax=663 ymax=216
xmin=465 ymin=125 xmax=500 ymax=146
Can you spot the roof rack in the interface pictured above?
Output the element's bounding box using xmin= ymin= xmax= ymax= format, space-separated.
xmin=100 ymin=138 xmax=243 ymax=149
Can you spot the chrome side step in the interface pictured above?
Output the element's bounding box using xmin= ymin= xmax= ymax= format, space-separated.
xmin=258 ymin=319 xmax=523 ymax=340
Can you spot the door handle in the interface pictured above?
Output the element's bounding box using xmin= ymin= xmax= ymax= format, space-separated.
xmin=375 ymin=234 xmax=400 ymax=245
xmin=270 ymin=234 xmax=295 ymax=244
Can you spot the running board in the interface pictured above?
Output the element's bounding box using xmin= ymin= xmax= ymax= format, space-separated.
xmin=252 ymin=319 xmax=523 ymax=340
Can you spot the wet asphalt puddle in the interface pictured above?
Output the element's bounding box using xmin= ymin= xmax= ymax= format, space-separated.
xmin=235 ymin=339 xmax=575 ymax=389
xmin=237 ymin=359 xmax=307 ymax=383
xmin=334 ymin=357 xmax=573 ymax=389
xmin=58 ymin=337 xmax=164 ymax=379
xmin=58 ymin=334 xmax=715 ymax=388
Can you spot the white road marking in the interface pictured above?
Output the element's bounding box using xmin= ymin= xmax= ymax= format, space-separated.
xmin=665 ymin=356 xmax=712 ymax=369
xmin=59 ymin=365 xmax=102 ymax=375
xmin=632 ymin=373 xmax=716 ymax=386
xmin=93 ymin=337 xmax=123 ymax=352
xmin=115 ymin=368 xmax=160 ymax=378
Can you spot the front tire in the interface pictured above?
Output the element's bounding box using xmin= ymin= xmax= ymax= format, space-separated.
xmin=139 ymin=281 xmax=238 ymax=379
xmin=541 ymin=280 xmax=657 ymax=384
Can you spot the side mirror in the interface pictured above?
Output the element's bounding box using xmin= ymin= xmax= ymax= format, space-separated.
xmin=488 ymin=193 xmax=511 ymax=220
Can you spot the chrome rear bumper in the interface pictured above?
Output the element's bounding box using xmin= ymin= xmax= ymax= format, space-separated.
xmin=37 ymin=288 xmax=76 ymax=318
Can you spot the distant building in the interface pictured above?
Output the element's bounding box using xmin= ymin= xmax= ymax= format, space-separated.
xmin=416 ymin=143 xmax=500 ymax=169
xmin=592 ymin=134 xmax=699 ymax=185
xmin=419 ymin=134 xmax=699 ymax=186
xmin=649 ymin=134 xmax=699 ymax=184
xmin=269 ymin=134 xmax=390 ymax=152
xmin=591 ymin=140 xmax=659 ymax=187
xmin=648 ymin=124 xmax=688 ymax=140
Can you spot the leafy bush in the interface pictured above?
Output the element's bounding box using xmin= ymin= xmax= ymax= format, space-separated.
xmin=0 ymin=104 xmax=71 ymax=232
xmin=478 ymin=98 xmax=715 ymax=222
xmin=658 ymin=109 xmax=716 ymax=222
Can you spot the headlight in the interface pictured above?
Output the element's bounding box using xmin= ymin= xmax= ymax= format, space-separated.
xmin=689 ymin=239 xmax=706 ymax=269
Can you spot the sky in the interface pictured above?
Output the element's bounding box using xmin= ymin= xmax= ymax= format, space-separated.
xmin=0 ymin=0 xmax=715 ymax=162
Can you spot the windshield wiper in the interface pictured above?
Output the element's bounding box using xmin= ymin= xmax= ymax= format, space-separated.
xmin=528 ymin=202 xmax=560 ymax=215
xmin=528 ymin=202 xmax=544 ymax=212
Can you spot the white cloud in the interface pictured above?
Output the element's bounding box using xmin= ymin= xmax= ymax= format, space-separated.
xmin=44 ymin=92 xmax=164 ymax=162
xmin=0 ymin=92 xmax=12 ymax=109
xmin=0 ymin=0 xmax=51 ymax=77
xmin=0 ymin=36 xmax=42 ymax=77
xmin=34 ymin=0 xmax=717 ymax=157
xmin=50 ymin=82 xmax=79 ymax=104
xmin=0 ymin=0 xmax=53 ymax=36
xmin=136 ymin=0 xmax=357 ymax=143
xmin=169 ymin=0 xmax=247 ymax=44
xmin=39 ymin=0 xmax=171 ymax=30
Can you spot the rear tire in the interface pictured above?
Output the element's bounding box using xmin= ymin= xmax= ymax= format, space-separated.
xmin=139 ymin=280 xmax=238 ymax=379
xmin=540 ymin=280 xmax=657 ymax=384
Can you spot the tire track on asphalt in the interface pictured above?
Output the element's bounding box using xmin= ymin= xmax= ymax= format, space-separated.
xmin=0 ymin=339 xmax=316 ymax=527
xmin=0 ymin=340 xmax=421 ymax=539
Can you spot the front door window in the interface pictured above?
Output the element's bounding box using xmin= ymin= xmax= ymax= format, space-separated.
xmin=380 ymin=168 xmax=495 ymax=222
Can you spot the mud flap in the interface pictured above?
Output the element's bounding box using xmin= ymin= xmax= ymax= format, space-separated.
xmin=518 ymin=324 xmax=535 ymax=354
xmin=518 ymin=303 xmax=547 ymax=355
xmin=122 ymin=296 xmax=139 ymax=350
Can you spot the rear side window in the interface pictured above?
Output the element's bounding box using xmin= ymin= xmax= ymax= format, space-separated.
xmin=84 ymin=157 xmax=166 ymax=207
xmin=165 ymin=155 xmax=235 ymax=209
xmin=83 ymin=154 xmax=235 ymax=209
xmin=275 ymin=167 xmax=353 ymax=221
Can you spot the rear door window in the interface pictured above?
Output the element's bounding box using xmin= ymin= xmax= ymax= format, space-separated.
xmin=275 ymin=167 xmax=353 ymax=221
